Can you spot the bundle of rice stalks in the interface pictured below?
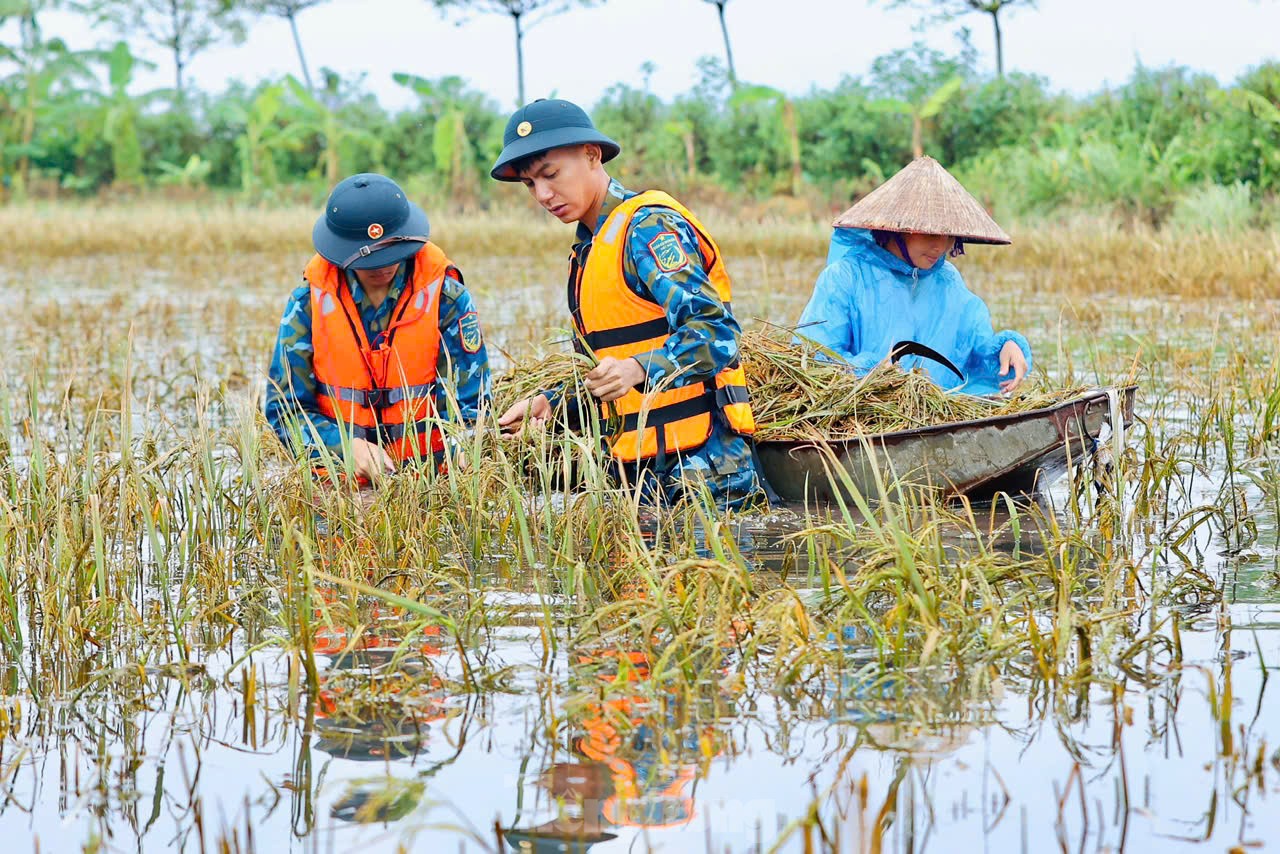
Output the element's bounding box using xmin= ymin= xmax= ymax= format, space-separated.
xmin=494 ymin=333 xmax=1087 ymax=443
xmin=490 ymin=350 xmax=617 ymax=483
xmin=492 ymin=351 xmax=594 ymax=415
xmin=739 ymin=332 xmax=1086 ymax=440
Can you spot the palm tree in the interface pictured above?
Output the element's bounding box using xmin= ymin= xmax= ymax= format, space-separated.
xmin=247 ymin=0 xmax=329 ymax=92
xmin=700 ymin=0 xmax=737 ymax=87
xmin=886 ymin=0 xmax=1038 ymax=77
xmin=427 ymin=0 xmax=600 ymax=106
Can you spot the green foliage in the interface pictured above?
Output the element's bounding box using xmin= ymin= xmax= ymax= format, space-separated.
xmin=96 ymin=41 xmax=150 ymax=184
xmin=1 ymin=14 xmax=1278 ymax=229
xmin=390 ymin=73 xmax=502 ymax=203
xmin=1167 ymin=182 xmax=1254 ymax=235
xmin=935 ymin=72 xmax=1058 ymax=163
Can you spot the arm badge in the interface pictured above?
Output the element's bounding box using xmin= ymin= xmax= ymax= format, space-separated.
xmin=647 ymin=231 xmax=690 ymax=273
xmin=458 ymin=311 xmax=483 ymax=353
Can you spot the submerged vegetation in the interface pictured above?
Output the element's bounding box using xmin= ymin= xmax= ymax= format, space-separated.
xmin=0 ymin=210 xmax=1277 ymax=850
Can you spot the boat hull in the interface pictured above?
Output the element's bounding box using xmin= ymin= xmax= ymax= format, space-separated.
xmin=755 ymin=386 xmax=1137 ymax=503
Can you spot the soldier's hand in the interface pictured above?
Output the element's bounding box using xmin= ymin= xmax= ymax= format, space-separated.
xmin=584 ymin=357 xmax=646 ymax=403
xmin=499 ymin=394 xmax=551 ymax=434
xmin=351 ymin=437 xmax=395 ymax=483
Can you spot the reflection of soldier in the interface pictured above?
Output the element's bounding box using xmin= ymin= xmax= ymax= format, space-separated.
xmin=503 ymin=762 xmax=618 ymax=853
xmin=577 ymin=722 xmax=699 ymax=829
xmin=307 ymin=588 xmax=448 ymax=764
xmin=330 ymin=776 xmax=426 ymax=824
xmin=572 ymin=650 xmax=720 ymax=831
xmin=506 ymin=648 xmax=725 ymax=847
xmin=311 ymin=649 xmax=446 ymax=762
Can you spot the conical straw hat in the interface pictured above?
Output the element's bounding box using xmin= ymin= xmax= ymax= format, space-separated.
xmin=833 ymin=156 xmax=1011 ymax=245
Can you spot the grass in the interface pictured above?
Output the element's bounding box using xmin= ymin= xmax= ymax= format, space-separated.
xmin=0 ymin=204 xmax=1277 ymax=851
xmin=2 ymin=200 xmax=1278 ymax=298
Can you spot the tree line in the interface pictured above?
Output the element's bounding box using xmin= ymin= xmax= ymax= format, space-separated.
xmin=2 ymin=0 xmax=1279 ymax=227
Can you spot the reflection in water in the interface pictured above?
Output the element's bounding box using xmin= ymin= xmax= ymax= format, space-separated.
xmin=300 ymin=584 xmax=468 ymax=830
xmin=506 ymin=647 xmax=733 ymax=849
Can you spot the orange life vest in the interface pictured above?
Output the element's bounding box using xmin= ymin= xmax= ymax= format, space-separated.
xmin=305 ymin=244 xmax=450 ymax=463
xmin=569 ymin=190 xmax=756 ymax=463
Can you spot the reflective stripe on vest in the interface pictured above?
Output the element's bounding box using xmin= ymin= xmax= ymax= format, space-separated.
xmin=571 ymin=190 xmax=756 ymax=462
xmin=318 ymin=382 xmax=437 ymax=407
xmin=305 ymin=244 xmax=449 ymax=462
xmin=338 ymin=420 xmax=430 ymax=443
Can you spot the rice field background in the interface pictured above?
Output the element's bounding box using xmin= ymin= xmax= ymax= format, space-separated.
xmin=1 ymin=202 xmax=1278 ymax=852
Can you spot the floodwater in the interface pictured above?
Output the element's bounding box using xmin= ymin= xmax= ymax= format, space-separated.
xmin=1 ymin=257 xmax=1278 ymax=852
xmin=5 ymin=499 xmax=1277 ymax=852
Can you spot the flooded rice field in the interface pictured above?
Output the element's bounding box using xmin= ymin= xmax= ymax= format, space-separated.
xmin=1 ymin=224 xmax=1279 ymax=852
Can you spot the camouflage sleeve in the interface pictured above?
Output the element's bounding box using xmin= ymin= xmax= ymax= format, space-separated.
xmin=434 ymin=268 xmax=492 ymax=424
xmin=623 ymin=207 xmax=742 ymax=390
xmin=263 ymin=283 xmax=344 ymax=458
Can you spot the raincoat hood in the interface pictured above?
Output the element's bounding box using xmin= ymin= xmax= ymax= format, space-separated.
xmin=798 ymin=228 xmax=1033 ymax=396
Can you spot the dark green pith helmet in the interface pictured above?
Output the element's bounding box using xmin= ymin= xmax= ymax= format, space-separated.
xmin=490 ymin=99 xmax=620 ymax=182
xmin=313 ymin=173 xmax=430 ymax=269
xmin=503 ymin=828 xmax=617 ymax=853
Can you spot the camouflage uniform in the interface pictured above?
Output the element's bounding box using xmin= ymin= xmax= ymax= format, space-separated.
xmin=553 ymin=179 xmax=765 ymax=511
xmin=265 ymin=263 xmax=491 ymax=461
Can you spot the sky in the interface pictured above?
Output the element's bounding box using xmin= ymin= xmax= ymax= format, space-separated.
xmin=31 ymin=0 xmax=1280 ymax=108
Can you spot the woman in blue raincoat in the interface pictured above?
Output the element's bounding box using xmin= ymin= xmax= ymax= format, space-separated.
xmin=797 ymin=156 xmax=1031 ymax=396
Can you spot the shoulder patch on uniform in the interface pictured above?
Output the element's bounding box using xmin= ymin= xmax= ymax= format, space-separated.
xmin=442 ymin=277 xmax=464 ymax=302
xmin=458 ymin=311 xmax=482 ymax=354
xmin=647 ymin=231 xmax=689 ymax=273
xmin=441 ymin=266 xmax=467 ymax=301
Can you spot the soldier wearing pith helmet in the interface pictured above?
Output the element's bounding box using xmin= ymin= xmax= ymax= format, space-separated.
xmin=493 ymin=99 xmax=765 ymax=511
xmin=265 ymin=173 xmax=491 ymax=485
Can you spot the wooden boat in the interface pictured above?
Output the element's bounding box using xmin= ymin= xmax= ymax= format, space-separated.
xmin=754 ymin=386 xmax=1137 ymax=503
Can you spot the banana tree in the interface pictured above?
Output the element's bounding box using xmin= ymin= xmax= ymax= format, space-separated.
xmin=91 ymin=41 xmax=164 ymax=185
xmin=431 ymin=107 xmax=477 ymax=203
xmin=156 ymin=154 xmax=212 ymax=187
xmin=229 ymin=83 xmax=288 ymax=192
xmin=664 ymin=117 xmax=698 ymax=180
xmin=283 ymin=75 xmax=383 ymax=186
xmin=0 ymin=3 xmax=98 ymax=195
xmin=393 ymin=72 xmax=495 ymax=202
xmin=870 ymin=75 xmax=964 ymax=159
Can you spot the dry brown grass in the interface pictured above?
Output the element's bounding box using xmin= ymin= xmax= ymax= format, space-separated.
xmin=6 ymin=200 xmax=1277 ymax=300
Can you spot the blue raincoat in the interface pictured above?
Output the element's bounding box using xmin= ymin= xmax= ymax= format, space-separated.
xmin=796 ymin=228 xmax=1032 ymax=396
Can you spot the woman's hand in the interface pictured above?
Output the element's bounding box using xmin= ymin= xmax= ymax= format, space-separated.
xmin=583 ymin=356 xmax=646 ymax=402
xmin=998 ymin=340 xmax=1029 ymax=393
xmin=498 ymin=394 xmax=552 ymax=434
